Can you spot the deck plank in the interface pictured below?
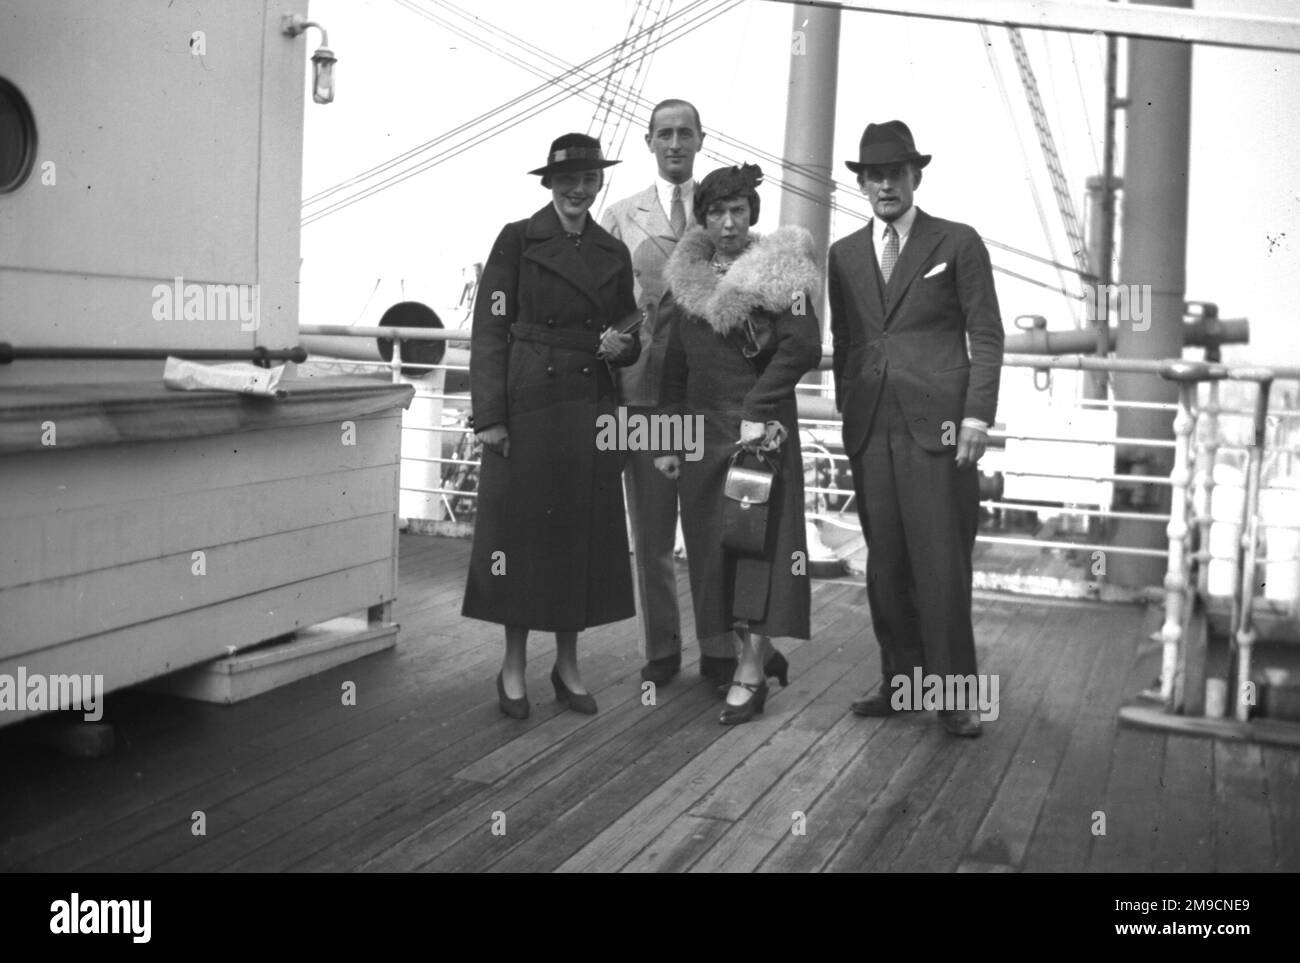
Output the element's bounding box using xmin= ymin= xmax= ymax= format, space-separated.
xmin=1262 ymin=746 xmax=1300 ymax=871
xmin=1151 ymin=734 xmax=1216 ymax=872
xmin=965 ymin=601 xmax=1112 ymax=869
xmin=500 ymin=593 xmax=866 ymax=873
xmin=829 ymin=599 xmax=1057 ymax=872
xmin=1212 ymin=740 xmax=1275 ymax=872
xmin=3 ymin=534 xmax=1297 ymax=873
xmin=1020 ymin=605 xmax=1152 ymax=872
xmin=873 ymin=602 xmax=1074 ymax=871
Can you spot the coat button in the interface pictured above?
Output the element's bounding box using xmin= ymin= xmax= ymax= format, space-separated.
xmin=584 ymin=319 xmax=592 ymax=328
xmin=581 ymin=366 xmax=591 ymax=376
xmin=546 ymin=318 xmax=556 ymax=327
xmin=546 ymin=365 xmax=556 ymax=376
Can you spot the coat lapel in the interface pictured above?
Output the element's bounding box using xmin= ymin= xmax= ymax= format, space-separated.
xmin=882 ymin=209 xmax=944 ymax=327
xmin=842 ymin=224 xmax=885 ymax=333
xmin=631 ymin=184 xmax=675 ymax=241
xmin=522 ymin=204 xmax=619 ymax=312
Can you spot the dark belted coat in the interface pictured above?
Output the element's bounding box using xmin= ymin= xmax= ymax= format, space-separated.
xmin=462 ymin=202 xmax=640 ymax=632
xmin=658 ymin=225 xmax=823 ymax=641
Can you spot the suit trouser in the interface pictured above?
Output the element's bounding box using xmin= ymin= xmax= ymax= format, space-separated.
xmin=623 ymin=429 xmax=733 ymax=662
xmin=850 ymin=382 xmax=980 ymax=683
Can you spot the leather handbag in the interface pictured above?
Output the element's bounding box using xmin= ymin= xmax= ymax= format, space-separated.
xmin=721 ymin=448 xmax=776 ymax=556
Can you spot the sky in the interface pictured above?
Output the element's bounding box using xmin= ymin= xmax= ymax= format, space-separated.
xmin=296 ymin=0 xmax=1300 ymax=385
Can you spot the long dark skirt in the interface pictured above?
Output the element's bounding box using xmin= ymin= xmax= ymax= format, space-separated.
xmin=677 ymin=401 xmax=811 ymax=641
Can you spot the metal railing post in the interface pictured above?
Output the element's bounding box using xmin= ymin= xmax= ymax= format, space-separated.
xmin=389 ymin=337 xmax=404 ymax=384
xmin=1234 ymin=374 xmax=1273 ymax=720
xmin=1158 ymin=363 xmax=1202 ymax=711
xmin=1196 ymin=379 xmax=1221 ymax=596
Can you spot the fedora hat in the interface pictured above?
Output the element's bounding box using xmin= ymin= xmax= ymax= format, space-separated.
xmin=528 ymin=132 xmax=621 ymax=177
xmin=844 ymin=120 xmax=932 ymax=175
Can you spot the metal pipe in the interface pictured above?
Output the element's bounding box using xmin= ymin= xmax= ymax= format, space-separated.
xmin=757 ymin=0 xmax=1300 ymax=53
xmin=1003 ymin=318 xmax=1248 ymax=355
xmin=778 ymin=2 xmax=840 ymax=331
xmin=0 ymin=344 xmax=307 ymax=364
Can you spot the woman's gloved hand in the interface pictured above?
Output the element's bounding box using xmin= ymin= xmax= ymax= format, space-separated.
xmin=654 ymin=454 xmax=681 ymax=480
xmin=738 ymin=420 xmax=766 ymax=448
xmin=738 ymin=420 xmax=787 ymax=451
xmin=476 ymin=424 xmax=510 ymax=458
xmin=597 ymin=328 xmax=637 ymax=364
xmin=760 ymin=421 xmax=788 ymax=451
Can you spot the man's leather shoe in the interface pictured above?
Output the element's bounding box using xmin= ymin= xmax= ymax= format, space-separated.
xmin=850 ymin=692 xmax=897 ymax=717
xmin=700 ymin=655 xmax=738 ymax=687
xmin=939 ymin=709 xmax=983 ymax=737
xmin=640 ymin=654 xmax=681 ymax=686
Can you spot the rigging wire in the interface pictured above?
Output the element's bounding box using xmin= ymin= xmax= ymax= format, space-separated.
xmin=426 ymin=0 xmax=1088 ymax=285
xmin=303 ymin=0 xmax=740 ymax=225
xmin=303 ymin=0 xmax=720 ymax=209
xmin=1068 ymin=32 xmax=1102 ymax=173
xmin=421 ymin=0 xmax=1086 ymax=300
xmin=309 ymin=0 xmax=1088 ymax=300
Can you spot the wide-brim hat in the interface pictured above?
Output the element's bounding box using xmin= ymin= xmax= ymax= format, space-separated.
xmin=844 ymin=120 xmax=932 ymax=174
xmin=528 ymin=132 xmax=621 ymax=177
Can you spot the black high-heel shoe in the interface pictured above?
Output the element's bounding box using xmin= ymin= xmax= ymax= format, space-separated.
xmin=719 ymin=680 xmax=768 ymax=726
xmin=764 ymin=650 xmax=790 ymax=687
xmin=497 ymin=672 xmax=529 ymax=720
xmin=551 ymin=666 xmax=598 ymax=715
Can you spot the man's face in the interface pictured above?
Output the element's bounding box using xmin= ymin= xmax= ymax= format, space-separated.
xmin=645 ymin=104 xmax=702 ymax=184
xmin=704 ymin=196 xmax=751 ymax=256
xmin=861 ymin=163 xmax=920 ymax=222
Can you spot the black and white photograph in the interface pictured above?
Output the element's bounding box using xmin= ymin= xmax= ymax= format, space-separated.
xmin=1 ymin=0 xmax=1297 ymax=909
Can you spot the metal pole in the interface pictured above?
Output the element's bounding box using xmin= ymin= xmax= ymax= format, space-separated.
xmin=1108 ymin=0 xmax=1193 ymax=588
xmin=778 ymin=2 xmax=841 ymax=331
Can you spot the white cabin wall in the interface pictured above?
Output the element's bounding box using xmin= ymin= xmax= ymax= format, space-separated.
xmin=0 ymin=0 xmax=308 ymax=378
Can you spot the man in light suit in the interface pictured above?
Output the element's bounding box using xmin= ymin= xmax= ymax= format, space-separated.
xmin=600 ymin=99 xmax=737 ymax=687
xmin=828 ymin=121 xmax=1004 ymax=737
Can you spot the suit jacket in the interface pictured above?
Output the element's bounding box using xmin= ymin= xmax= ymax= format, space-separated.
xmin=600 ymin=183 xmax=686 ymax=406
xmin=829 ymin=208 xmax=1003 ymax=458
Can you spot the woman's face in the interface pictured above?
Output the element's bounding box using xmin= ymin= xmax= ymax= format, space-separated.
xmin=704 ymin=196 xmax=751 ymax=256
xmin=550 ymin=169 xmax=602 ymax=221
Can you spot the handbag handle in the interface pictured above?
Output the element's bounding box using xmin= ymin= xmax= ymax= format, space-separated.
xmin=731 ymin=445 xmax=774 ymax=473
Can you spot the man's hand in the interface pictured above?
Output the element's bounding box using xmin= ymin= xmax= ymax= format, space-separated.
xmin=954 ymin=425 xmax=986 ymax=469
xmin=477 ymin=424 xmax=510 ymax=459
xmin=597 ymin=329 xmax=637 ymax=364
xmin=654 ymin=455 xmax=681 ymax=480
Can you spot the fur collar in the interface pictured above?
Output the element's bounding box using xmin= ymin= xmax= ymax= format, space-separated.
xmin=663 ymin=225 xmax=821 ymax=335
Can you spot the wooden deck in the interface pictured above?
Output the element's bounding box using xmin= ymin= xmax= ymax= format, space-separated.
xmin=2 ymin=534 xmax=1297 ymax=873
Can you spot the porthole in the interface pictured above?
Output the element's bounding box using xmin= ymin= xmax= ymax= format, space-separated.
xmin=0 ymin=77 xmax=37 ymax=194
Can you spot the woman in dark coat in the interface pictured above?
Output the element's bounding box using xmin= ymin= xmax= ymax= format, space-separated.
xmin=463 ymin=133 xmax=640 ymax=719
xmin=654 ymin=164 xmax=823 ymax=725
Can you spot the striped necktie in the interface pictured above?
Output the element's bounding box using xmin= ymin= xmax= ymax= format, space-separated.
xmin=670 ymin=184 xmax=686 ymax=237
xmin=881 ymin=223 xmax=899 ymax=284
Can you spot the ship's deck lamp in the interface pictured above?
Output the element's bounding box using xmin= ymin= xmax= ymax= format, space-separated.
xmin=282 ymin=14 xmax=336 ymax=104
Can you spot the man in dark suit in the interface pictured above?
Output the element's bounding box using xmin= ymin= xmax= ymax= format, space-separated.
xmin=828 ymin=121 xmax=1004 ymax=737
xmin=601 ymin=99 xmax=737 ymax=687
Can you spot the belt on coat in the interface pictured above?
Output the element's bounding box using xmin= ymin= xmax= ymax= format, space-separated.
xmin=510 ymin=322 xmax=602 ymax=355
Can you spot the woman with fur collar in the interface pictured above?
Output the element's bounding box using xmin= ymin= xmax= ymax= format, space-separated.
xmin=653 ymin=164 xmax=823 ymax=725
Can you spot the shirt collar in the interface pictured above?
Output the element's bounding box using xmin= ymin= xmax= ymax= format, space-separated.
xmin=873 ymin=203 xmax=918 ymax=247
xmin=656 ymin=177 xmax=694 ymax=218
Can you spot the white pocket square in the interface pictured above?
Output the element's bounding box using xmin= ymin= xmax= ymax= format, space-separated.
xmin=923 ymin=262 xmax=948 ymax=279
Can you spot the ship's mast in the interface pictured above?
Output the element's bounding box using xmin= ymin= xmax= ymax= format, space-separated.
xmin=777 ymin=1 xmax=841 ymax=329
xmin=1108 ymin=0 xmax=1194 ymax=586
